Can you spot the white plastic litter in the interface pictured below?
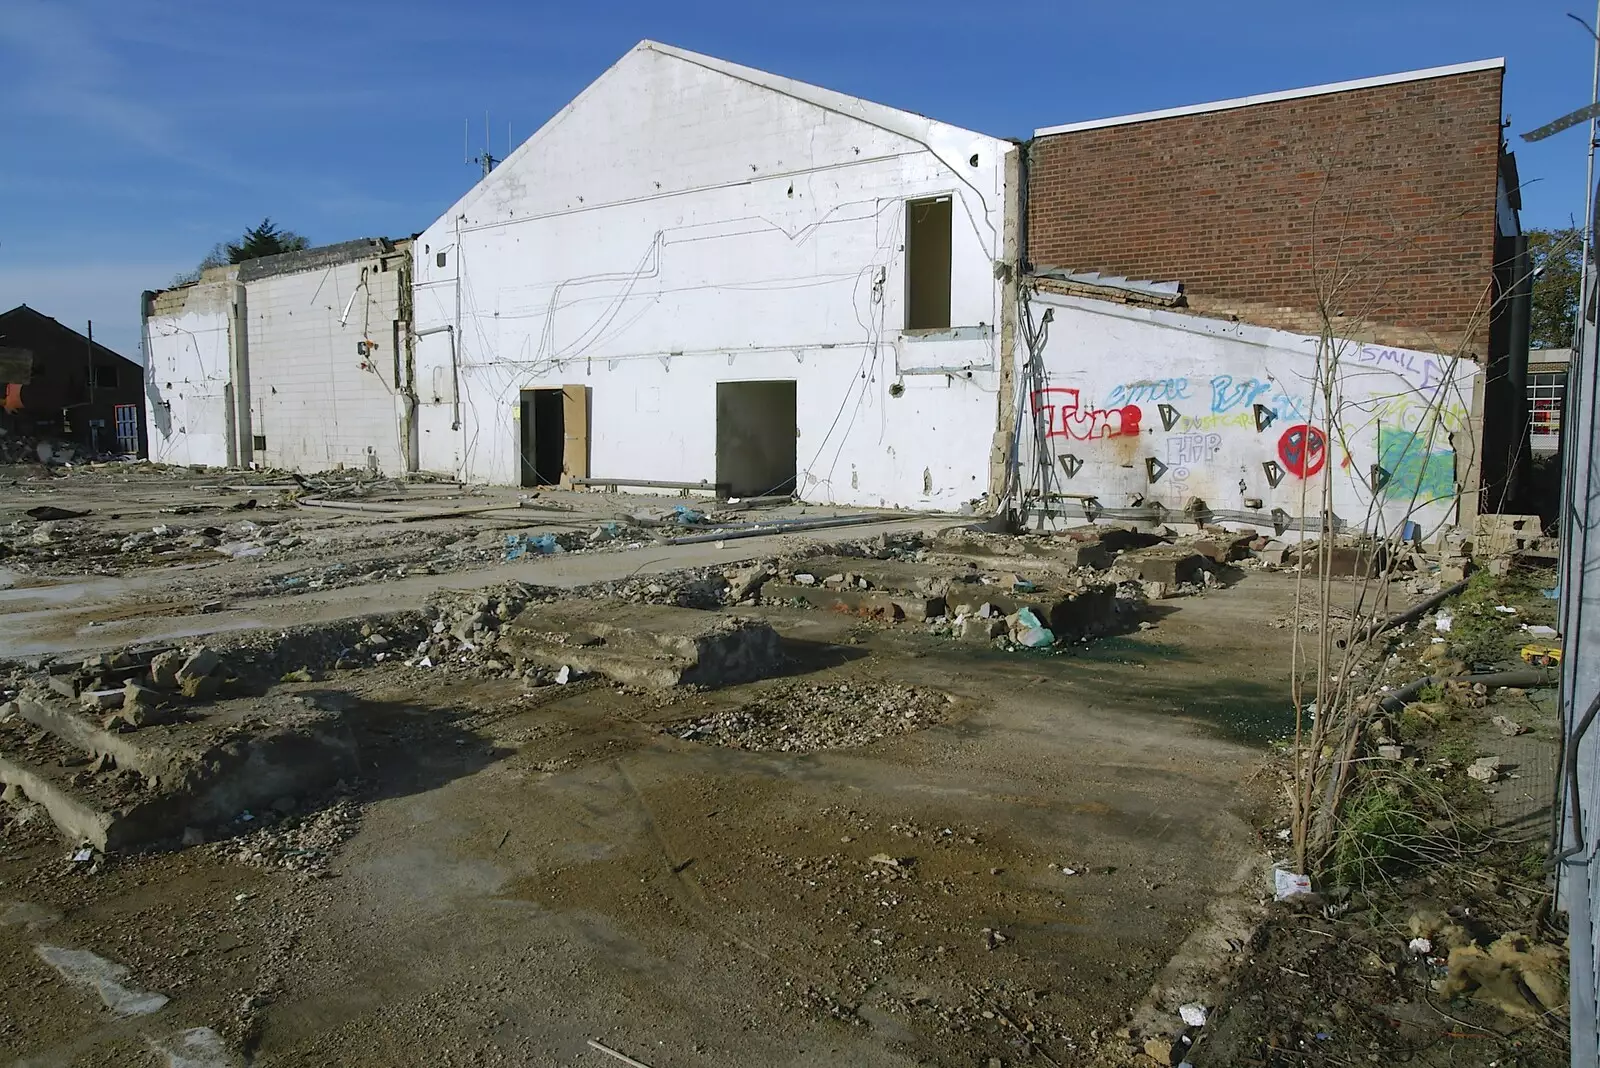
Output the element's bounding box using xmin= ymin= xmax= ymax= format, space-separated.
xmin=1408 ymin=937 xmax=1432 ymax=954
xmin=1494 ymin=604 xmax=1518 ymax=614
xmin=556 ymin=665 xmax=572 ymax=685
xmin=1274 ymin=868 xmax=1313 ymax=900
xmin=1179 ymin=1003 xmax=1208 ymax=1027
xmin=1434 ymin=612 xmax=1453 ymax=633
xmin=1525 ymin=624 xmax=1558 ymax=638
xmin=71 ymin=848 xmax=93 ymax=863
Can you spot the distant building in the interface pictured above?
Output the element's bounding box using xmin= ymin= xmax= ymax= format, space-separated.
xmin=0 ymin=304 xmax=147 ymax=457
xmin=1528 ymin=348 xmax=1569 ymax=456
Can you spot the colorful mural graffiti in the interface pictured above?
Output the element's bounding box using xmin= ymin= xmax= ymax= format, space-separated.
xmin=1020 ymin=293 xmax=1479 ymax=533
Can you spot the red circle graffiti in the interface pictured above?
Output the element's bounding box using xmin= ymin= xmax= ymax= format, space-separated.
xmin=1119 ymin=405 xmax=1142 ymax=437
xmin=1278 ymin=424 xmax=1326 ymax=478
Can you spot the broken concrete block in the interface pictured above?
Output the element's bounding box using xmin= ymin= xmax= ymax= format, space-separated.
xmin=122 ymin=680 xmax=162 ymax=712
xmin=0 ymin=701 xmax=16 ymax=724
xmin=48 ymin=675 xmax=81 ymax=700
xmin=104 ymin=706 xmax=150 ymax=731
xmin=1492 ymin=715 xmax=1525 ymax=737
xmin=1120 ymin=547 xmax=1207 ymax=587
xmin=1141 ymin=580 xmax=1172 ymax=600
xmin=80 ymin=689 xmax=124 ymax=712
xmin=727 ymin=563 xmax=772 ymax=602
xmin=148 ymin=650 xmax=184 ymax=689
xmin=176 ymin=648 xmax=220 ymax=684
xmin=959 ymin=616 xmax=1006 ymax=642
xmin=180 ymin=673 xmax=222 ymax=701
xmin=1468 ymin=756 xmax=1502 ymax=783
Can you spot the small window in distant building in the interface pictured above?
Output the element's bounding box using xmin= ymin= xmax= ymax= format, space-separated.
xmin=436 ymin=251 xmax=448 ymax=268
xmin=253 ymin=434 xmax=267 ymax=452
xmin=905 ymin=196 xmax=952 ymax=331
xmin=91 ymin=365 xmax=118 ymax=388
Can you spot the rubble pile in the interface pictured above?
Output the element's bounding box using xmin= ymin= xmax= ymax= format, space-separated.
xmin=207 ymin=797 xmax=363 ymax=879
xmin=670 ymin=682 xmax=954 ymax=752
xmin=29 ymin=644 xmax=232 ymax=731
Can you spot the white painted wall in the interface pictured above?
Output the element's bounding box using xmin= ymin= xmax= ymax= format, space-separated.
xmin=143 ymin=278 xmax=233 ymax=468
xmin=1020 ymin=293 xmax=1479 ymax=538
xmin=246 ymin=258 xmax=408 ymax=475
xmin=413 ymin=41 xmax=1010 ymax=509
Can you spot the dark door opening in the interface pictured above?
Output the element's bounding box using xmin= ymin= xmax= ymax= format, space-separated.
xmin=519 ymin=388 xmax=566 ymax=487
xmin=716 ymin=380 xmax=797 ymax=497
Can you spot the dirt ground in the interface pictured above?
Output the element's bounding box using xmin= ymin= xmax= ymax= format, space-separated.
xmin=0 ymin=460 xmax=1556 ymax=1067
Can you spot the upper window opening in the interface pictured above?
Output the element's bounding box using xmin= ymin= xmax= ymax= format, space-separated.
xmin=436 ymin=251 xmax=448 ymax=268
xmin=906 ymin=196 xmax=952 ymax=331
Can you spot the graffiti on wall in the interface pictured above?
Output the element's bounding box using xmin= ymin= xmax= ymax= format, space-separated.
xmin=1277 ymin=424 xmax=1326 ymax=479
xmin=1377 ymin=428 xmax=1456 ymax=502
xmin=1031 ymin=388 xmax=1142 ymax=441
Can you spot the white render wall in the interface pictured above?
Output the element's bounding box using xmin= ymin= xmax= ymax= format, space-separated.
xmin=245 ymin=258 xmax=408 ymax=475
xmin=143 ymin=277 xmax=234 ymax=468
xmin=1021 ymin=293 xmax=1479 ymax=538
xmin=412 ymin=41 xmax=1010 ymax=509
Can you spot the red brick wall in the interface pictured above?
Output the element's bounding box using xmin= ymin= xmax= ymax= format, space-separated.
xmin=1027 ymin=67 xmax=1505 ymax=357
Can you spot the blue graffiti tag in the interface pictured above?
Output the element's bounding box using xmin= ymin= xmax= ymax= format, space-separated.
xmin=1107 ymin=378 xmax=1191 ymax=407
xmin=1209 ymin=375 xmax=1273 ymax=414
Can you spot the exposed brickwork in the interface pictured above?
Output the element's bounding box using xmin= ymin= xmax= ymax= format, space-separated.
xmin=1028 ymin=68 xmax=1505 ymax=358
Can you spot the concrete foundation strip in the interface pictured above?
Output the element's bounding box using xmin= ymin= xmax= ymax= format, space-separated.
xmin=586 ymin=1039 xmax=654 ymax=1067
xmin=661 ymin=512 xmax=916 ymax=545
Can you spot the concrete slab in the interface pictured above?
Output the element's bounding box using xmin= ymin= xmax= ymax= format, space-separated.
xmin=1118 ymin=546 xmax=1209 ymax=587
xmin=763 ymin=583 xmax=940 ymax=621
xmin=1 ymin=694 xmax=359 ymax=850
xmin=499 ymin=601 xmax=782 ymax=688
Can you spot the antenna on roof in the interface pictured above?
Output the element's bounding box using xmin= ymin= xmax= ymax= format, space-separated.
xmin=465 ymin=112 xmax=498 ymax=179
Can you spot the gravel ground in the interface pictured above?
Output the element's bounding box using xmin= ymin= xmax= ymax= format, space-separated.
xmin=669 ymin=682 xmax=955 ymax=752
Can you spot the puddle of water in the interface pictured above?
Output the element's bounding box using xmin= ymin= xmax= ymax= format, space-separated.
xmin=153 ymin=1026 xmax=237 ymax=1068
xmin=34 ymin=944 xmax=170 ymax=1016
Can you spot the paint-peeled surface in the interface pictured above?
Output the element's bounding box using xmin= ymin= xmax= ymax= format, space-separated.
xmin=1024 ymin=295 xmax=1477 ymax=536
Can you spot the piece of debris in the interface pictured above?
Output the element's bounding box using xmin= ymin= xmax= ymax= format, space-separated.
xmin=1408 ymin=937 xmax=1433 ymax=955
xmin=1178 ymin=1002 xmax=1208 ymax=1027
xmin=1468 ymin=756 xmax=1502 ymax=783
xmin=1274 ymin=868 xmax=1313 ymax=901
xmin=25 ymin=506 xmax=91 ymax=521
xmin=1491 ymin=715 xmax=1526 ymax=737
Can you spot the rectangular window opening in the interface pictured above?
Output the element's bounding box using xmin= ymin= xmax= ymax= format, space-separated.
xmin=905 ymin=195 xmax=952 ymax=331
xmin=91 ymin=365 xmax=118 ymax=388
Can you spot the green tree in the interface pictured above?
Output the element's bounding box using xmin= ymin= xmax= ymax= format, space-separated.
xmin=226 ymin=218 xmax=309 ymax=263
xmin=168 ymin=220 xmax=311 ymax=287
xmin=1529 ymin=226 xmax=1582 ymax=350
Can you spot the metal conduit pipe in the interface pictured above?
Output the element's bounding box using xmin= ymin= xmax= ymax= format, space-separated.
xmin=1378 ymin=668 xmax=1557 ymax=713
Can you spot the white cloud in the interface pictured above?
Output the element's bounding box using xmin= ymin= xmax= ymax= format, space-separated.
xmin=0 ymin=263 xmax=189 ymax=365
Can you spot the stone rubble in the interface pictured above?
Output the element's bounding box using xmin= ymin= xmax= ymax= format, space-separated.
xmin=671 ymin=682 xmax=954 ymax=752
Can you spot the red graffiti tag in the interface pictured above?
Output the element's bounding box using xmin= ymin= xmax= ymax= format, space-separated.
xmin=1278 ymin=424 xmax=1327 ymax=478
xmin=1031 ymin=388 xmax=1142 ymax=441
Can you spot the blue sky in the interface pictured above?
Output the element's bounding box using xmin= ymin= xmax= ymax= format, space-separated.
xmin=1 ymin=0 xmax=1595 ymax=361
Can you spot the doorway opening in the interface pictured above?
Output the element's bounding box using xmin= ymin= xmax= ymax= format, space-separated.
xmin=716 ymin=380 xmax=797 ymax=498
xmin=519 ymin=388 xmax=566 ymax=487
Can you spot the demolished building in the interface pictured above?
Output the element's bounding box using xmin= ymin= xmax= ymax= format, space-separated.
xmin=141 ymin=238 xmax=413 ymax=473
xmin=410 ymin=40 xmax=1014 ymax=508
xmin=140 ymin=46 xmax=1522 ymax=539
xmin=1009 ymin=59 xmax=1520 ymax=539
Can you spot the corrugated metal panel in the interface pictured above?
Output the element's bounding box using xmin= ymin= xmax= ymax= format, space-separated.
xmin=1558 ymin=263 xmax=1600 ymax=1068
